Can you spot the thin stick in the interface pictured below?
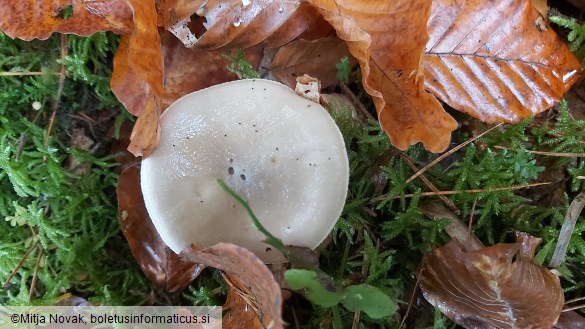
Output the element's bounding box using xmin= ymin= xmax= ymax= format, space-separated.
xmin=550 ymin=192 xmax=585 ymax=268
xmin=2 ymin=240 xmax=40 ymax=288
xmin=469 ymin=198 xmax=478 ymax=243
xmin=400 ymin=268 xmax=423 ymax=328
xmin=339 ymin=82 xmax=375 ymax=121
xmin=406 ymin=123 xmax=503 ymax=184
xmin=562 ymin=304 xmax=585 ymax=312
xmin=565 ymin=296 xmax=585 ymax=305
xmin=372 ymin=182 xmax=551 ymax=202
xmin=398 ymin=152 xmax=460 ymax=214
xmin=0 ymin=71 xmax=61 ymax=76
xmin=29 ymin=248 xmax=43 ymax=300
xmin=44 ymin=34 xmax=67 ymax=160
xmin=493 ymin=145 xmax=585 ymax=158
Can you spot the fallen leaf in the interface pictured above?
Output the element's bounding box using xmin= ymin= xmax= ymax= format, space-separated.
xmin=182 ymin=243 xmax=284 ymax=329
xmin=0 ymin=0 xmax=132 ymax=41
xmin=110 ymin=0 xmax=164 ymax=157
xmin=554 ymin=311 xmax=585 ymax=329
xmin=271 ymin=35 xmax=354 ymax=89
xmin=419 ymin=233 xmax=564 ymax=329
xmin=424 ymin=0 xmax=583 ymax=123
xmin=531 ymin=0 xmax=549 ymax=18
xmin=308 ymin=0 xmax=458 ymax=152
xmin=180 ymin=1 xmax=329 ymax=49
xmin=117 ymin=166 xmax=204 ymax=292
xmin=160 ymin=30 xmax=263 ymax=110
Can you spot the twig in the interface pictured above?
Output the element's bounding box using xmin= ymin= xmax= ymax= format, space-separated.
xmin=352 ymin=242 xmax=371 ymax=329
xmin=565 ymin=296 xmax=585 ymax=305
xmin=0 ymin=71 xmax=60 ymax=76
xmin=372 ymin=182 xmax=551 ymax=202
xmin=469 ymin=198 xmax=478 ymax=243
xmin=43 ymin=34 xmax=68 ymax=161
xmin=550 ymin=192 xmax=585 ymax=268
xmin=399 ymin=268 xmax=423 ymax=328
xmin=339 ymin=82 xmax=375 ymax=121
xmin=562 ymin=304 xmax=585 ymax=312
xmin=419 ymin=201 xmax=484 ymax=252
xmin=29 ymin=248 xmax=43 ymax=301
xmin=2 ymin=240 xmax=40 ymax=288
xmin=493 ymin=145 xmax=585 ymax=158
xmin=398 ymin=151 xmax=460 ymax=214
xmin=406 ymin=123 xmax=503 ymax=184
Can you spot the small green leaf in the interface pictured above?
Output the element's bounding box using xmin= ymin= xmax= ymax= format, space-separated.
xmin=341 ymin=284 xmax=395 ymax=318
xmin=284 ymin=269 xmax=342 ymax=307
xmin=336 ymin=56 xmax=350 ymax=84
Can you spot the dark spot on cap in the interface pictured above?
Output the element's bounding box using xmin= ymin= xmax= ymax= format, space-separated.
xmin=265 ymin=247 xmax=272 ymax=252
xmin=228 ymin=167 xmax=235 ymax=175
xmin=275 ymin=147 xmax=279 ymax=151
xmin=240 ymin=174 xmax=246 ymax=181
xmin=229 ymin=158 xmax=234 ymax=163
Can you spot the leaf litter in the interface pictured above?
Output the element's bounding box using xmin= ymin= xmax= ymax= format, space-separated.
xmin=2 ymin=0 xmax=585 ymax=327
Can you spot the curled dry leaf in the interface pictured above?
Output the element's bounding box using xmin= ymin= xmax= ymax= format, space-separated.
xmin=0 ymin=0 xmax=132 ymax=41
xmin=117 ymin=166 xmax=204 ymax=292
xmin=181 ymin=243 xmax=284 ymax=329
xmin=419 ymin=233 xmax=564 ymax=329
xmin=308 ymin=0 xmax=457 ymax=152
xmin=162 ymin=0 xmax=330 ymax=49
xmin=271 ymin=35 xmax=354 ymax=89
xmin=111 ymin=0 xmax=164 ymax=157
xmin=425 ymin=0 xmax=583 ymax=123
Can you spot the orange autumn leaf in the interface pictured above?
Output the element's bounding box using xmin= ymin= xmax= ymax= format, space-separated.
xmin=160 ymin=0 xmax=330 ymax=49
xmin=0 ymin=0 xmax=132 ymax=41
xmin=182 ymin=243 xmax=284 ymax=329
xmin=110 ymin=0 xmax=164 ymax=157
xmin=307 ymin=0 xmax=458 ymax=152
xmin=419 ymin=233 xmax=564 ymax=329
xmin=117 ymin=166 xmax=204 ymax=292
xmin=424 ymin=0 xmax=583 ymax=123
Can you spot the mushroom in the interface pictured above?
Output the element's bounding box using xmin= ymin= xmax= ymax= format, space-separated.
xmin=140 ymin=79 xmax=349 ymax=263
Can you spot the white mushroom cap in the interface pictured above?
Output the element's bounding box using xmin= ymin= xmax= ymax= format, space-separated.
xmin=140 ymin=79 xmax=349 ymax=263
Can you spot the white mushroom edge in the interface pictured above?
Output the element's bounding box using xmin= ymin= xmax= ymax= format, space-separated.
xmin=140 ymin=79 xmax=349 ymax=263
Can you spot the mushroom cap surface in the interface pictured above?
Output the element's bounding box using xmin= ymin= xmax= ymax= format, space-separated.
xmin=141 ymin=79 xmax=349 ymax=263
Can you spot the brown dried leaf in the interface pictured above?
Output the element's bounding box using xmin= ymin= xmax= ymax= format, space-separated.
xmin=165 ymin=0 xmax=329 ymax=49
xmin=110 ymin=0 xmax=164 ymax=157
xmin=554 ymin=311 xmax=585 ymax=329
xmin=424 ymin=0 xmax=583 ymax=123
xmin=419 ymin=233 xmax=564 ymax=329
xmin=0 ymin=0 xmax=132 ymax=41
xmin=308 ymin=0 xmax=457 ymax=152
xmin=182 ymin=243 xmax=284 ymax=329
xmin=160 ymin=30 xmax=263 ymax=109
xmin=271 ymin=36 xmax=354 ymax=89
xmin=531 ymin=0 xmax=549 ymax=18
xmin=117 ymin=166 xmax=204 ymax=292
